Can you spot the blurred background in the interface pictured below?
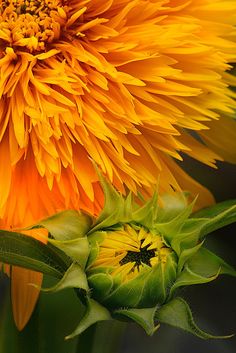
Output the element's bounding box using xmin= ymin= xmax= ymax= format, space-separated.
xmin=0 ymin=157 xmax=235 ymax=353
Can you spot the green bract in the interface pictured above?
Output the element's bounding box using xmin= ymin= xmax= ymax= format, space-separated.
xmin=0 ymin=173 xmax=236 ymax=340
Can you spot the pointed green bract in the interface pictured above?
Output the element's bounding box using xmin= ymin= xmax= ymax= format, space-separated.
xmin=49 ymin=237 xmax=90 ymax=269
xmin=40 ymin=263 xmax=89 ymax=293
xmin=156 ymin=297 xmax=233 ymax=339
xmin=155 ymin=200 xmax=195 ymax=246
xmin=65 ymin=299 xmax=111 ymax=340
xmin=187 ymin=248 xmax=236 ymax=278
xmin=32 ymin=210 xmax=92 ymax=240
xmin=89 ymin=168 xmax=127 ymax=233
xmin=133 ymin=192 xmax=158 ymax=228
xmin=169 ymin=265 xmax=220 ymax=298
xmin=88 ymin=273 xmax=113 ymax=300
xmin=101 ymin=268 xmax=151 ymax=308
xmin=113 ymin=307 xmax=159 ymax=335
xmin=138 ymin=253 xmax=177 ymax=307
xmin=177 ymin=241 xmax=204 ymax=274
xmin=156 ymin=192 xmax=188 ymax=222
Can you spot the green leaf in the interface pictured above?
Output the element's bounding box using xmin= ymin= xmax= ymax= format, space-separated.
xmin=192 ymin=200 xmax=236 ymax=238
xmin=187 ymin=248 xmax=236 ymax=278
xmin=65 ymin=299 xmax=111 ymax=339
xmin=113 ymin=307 xmax=159 ymax=335
xmin=40 ymin=263 xmax=89 ymax=293
xmin=31 ymin=210 xmax=92 ymax=240
xmin=156 ymin=297 xmax=233 ymax=339
xmin=193 ymin=199 xmax=236 ymax=219
xmin=0 ymin=230 xmax=69 ymax=278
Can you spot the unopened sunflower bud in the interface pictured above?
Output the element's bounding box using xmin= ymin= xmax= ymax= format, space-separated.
xmin=88 ymin=225 xmax=177 ymax=308
xmin=5 ymin=172 xmax=235 ymax=340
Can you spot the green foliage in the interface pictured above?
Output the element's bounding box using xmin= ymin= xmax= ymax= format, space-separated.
xmin=0 ymin=174 xmax=236 ymax=340
xmin=0 ymin=230 xmax=69 ymax=278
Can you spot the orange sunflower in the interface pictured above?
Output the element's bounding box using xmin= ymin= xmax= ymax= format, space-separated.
xmin=0 ymin=0 xmax=236 ymax=330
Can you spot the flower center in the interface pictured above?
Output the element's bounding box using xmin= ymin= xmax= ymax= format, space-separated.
xmin=0 ymin=0 xmax=68 ymax=52
xmin=92 ymin=225 xmax=172 ymax=282
xmin=120 ymin=240 xmax=155 ymax=268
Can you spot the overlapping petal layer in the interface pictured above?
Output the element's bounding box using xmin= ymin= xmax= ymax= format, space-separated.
xmin=0 ymin=0 xmax=236 ymax=329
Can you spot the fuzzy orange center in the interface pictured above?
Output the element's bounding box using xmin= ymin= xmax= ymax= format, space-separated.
xmin=0 ymin=0 xmax=68 ymax=51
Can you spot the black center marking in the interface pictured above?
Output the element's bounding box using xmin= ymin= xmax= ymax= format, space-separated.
xmin=120 ymin=242 xmax=155 ymax=268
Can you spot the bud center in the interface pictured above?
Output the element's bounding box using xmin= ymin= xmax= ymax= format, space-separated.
xmin=120 ymin=240 xmax=155 ymax=268
xmin=0 ymin=0 xmax=68 ymax=52
xmin=92 ymin=224 xmax=171 ymax=282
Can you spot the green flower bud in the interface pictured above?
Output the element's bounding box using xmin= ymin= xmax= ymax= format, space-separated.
xmin=1 ymin=171 xmax=236 ymax=340
xmin=87 ymin=225 xmax=177 ymax=308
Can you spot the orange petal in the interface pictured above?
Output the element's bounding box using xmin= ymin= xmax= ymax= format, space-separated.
xmin=200 ymin=116 xmax=236 ymax=164
xmin=11 ymin=267 xmax=42 ymax=331
xmin=11 ymin=228 xmax=48 ymax=330
xmin=164 ymin=157 xmax=215 ymax=210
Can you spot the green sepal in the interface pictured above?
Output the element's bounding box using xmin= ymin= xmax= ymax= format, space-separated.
xmin=132 ymin=192 xmax=158 ymax=228
xmin=88 ymin=273 xmax=113 ymax=300
xmin=102 ymin=268 xmax=150 ymax=308
xmin=65 ymin=299 xmax=111 ymax=340
xmin=0 ymin=230 xmax=69 ymax=279
xmin=89 ymin=169 xmax=127 ymax=233
xmin=86 ymin=241 xmax=100 ymax=268
xmin=139 ymin=253 xmax=177 ymax=307
xmin=155 ymin=200 xmax=195 ymax=246
xmin=192 ymin=200 xmax=236 ymax=238
xmin=187 ymin=248 xmax=236 ymax=278
xmin=40 ymin=262 xmax=89 ymax=293
xmin=169 ymin=226 xmax=200 ymax=255
xmin=156 ymin=297 xmax=233 ymax=339
xmin=97 ymin=253 xmax=177 ymax=308
xmin=113 ymin=307 xmax=159 ymax=335
xmin=48 ymin=237 xmax=90 ymax=269
xmin=30 ymin=210 xmax=93 ymax=240
xmin=156 ymin=192 xmax=188 ymax=222
xmin=86 ymin=231 xmax=107 ymax=268
xmin=177 ymin=241 xmax=204 ymax=274
xmin=169 ymin=265 xmax=219 ymax=297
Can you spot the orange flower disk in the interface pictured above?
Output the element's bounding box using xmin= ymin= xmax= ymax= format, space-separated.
xmin=0 ymin=0 xmax=236 ymax=329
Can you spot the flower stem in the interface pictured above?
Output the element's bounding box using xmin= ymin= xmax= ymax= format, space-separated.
xmin=76 ymin=321 xmax=126 ymax=353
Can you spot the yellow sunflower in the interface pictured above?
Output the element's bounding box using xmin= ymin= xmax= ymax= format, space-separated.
xmin=0 ymin=0 xmax=236 ymax=330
